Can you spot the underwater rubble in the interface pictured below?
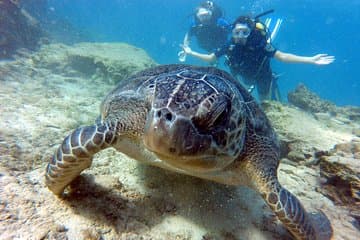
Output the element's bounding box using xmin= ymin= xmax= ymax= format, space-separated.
xmin=0 ymin=42 xmax=359 ymax=240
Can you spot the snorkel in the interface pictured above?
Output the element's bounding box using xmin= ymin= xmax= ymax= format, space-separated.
xmin=254 ymin=9 xmax=275 ymax=20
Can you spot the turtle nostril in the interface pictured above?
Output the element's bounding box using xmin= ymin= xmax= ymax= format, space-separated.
xmin=156 ymin=109 xmax=174 ymax=122
xmin=157 ymin=110 xmax=162 ymax=118
xmin=165 ymin=113 xmax=173 ymax=121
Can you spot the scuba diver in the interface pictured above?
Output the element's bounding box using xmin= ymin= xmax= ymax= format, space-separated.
xmin=178 ymin=1 xmax=231 ymax=62
xmin=182 ymin=12 xmax=335 ymax=101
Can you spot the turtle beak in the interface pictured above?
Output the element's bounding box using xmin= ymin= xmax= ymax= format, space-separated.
xmin=143 ymin=108 xmax=211 ymax=157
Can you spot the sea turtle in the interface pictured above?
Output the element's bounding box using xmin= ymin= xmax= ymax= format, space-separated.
xmin=45 ymin=64 xmax=332 ymax=240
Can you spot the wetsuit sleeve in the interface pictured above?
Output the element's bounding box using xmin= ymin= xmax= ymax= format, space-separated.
xmin=264 ymin=42 xmax=277 ymax=57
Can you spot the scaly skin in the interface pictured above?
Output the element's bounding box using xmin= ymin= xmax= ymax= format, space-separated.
xmin=45 ymin=123 xmax=116 ymax=195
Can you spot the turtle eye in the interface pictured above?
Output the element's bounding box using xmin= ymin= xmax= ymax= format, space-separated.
xmin=211 ymin=105 xmax=228 ymax=126
xmin=192 ymin=94 xmax=230 ymax=131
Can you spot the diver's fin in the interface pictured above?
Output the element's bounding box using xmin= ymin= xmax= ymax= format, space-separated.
xmin=265 ymin=18 xmax=283 ymax=43
xmin=270 ymin=18 xmax=283 ymax=42
xmin=265 ymin=18 xmax=271 ymax=29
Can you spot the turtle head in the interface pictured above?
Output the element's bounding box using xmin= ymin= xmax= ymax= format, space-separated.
xmin=143 ymin=85 xmax=241 ymax=172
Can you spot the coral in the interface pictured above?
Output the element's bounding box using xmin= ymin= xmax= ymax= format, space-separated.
xmin=287 ymin=83 xmax=337 ymax=113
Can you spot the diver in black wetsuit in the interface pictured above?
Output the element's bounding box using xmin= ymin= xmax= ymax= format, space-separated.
xmin=182 ymin=1 xmax=231 ymax=53
xmin=182 ymin=14 xmax=335 ymax=101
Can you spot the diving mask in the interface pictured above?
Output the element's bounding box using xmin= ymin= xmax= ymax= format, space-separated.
xmin=196 ymin=8 xmax=212 ymax=22
xmin=232 ymin=23 xmax=251 ymax=39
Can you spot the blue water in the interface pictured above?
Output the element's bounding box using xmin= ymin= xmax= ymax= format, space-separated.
xmin=29 ymin=0 xmax=359 ymax=106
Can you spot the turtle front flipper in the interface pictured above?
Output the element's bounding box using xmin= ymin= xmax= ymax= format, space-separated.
xmin=251 ymin=168 xmax=333 ymax=240
xmin=45 ymin=123 xmax=116 ymax=195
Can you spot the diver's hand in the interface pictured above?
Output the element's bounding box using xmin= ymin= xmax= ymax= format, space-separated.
xmin=181 ymin=45 xmax=193 ymax=55
xmin=312 ymin=54 xmax=335 ymax=65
